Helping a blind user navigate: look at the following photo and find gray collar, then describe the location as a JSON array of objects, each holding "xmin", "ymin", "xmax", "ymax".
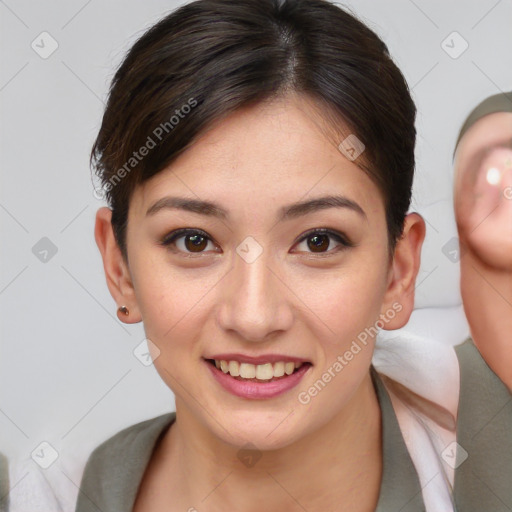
[
  {"xmin": 372, "ymin": 368, "xmax": 425, "ymax": 511},
  {"xmin": 0, "ymin": 452, "xmax": 9, "ymax": 512},
  {"xmin": 453, "ymin": 339, "xmax": 512, "ymax": 510},
  {"xmin": 76, "ymin": 370, "xmax": 424, "ymax": 511}
]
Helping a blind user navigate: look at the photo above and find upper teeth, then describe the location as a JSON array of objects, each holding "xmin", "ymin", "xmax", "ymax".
[{"xmin": 214, "ymin": 360, "xmax": 303, "ymax": 380}]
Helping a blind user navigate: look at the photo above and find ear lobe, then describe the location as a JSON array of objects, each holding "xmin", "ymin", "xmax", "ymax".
[
  {"xmin": 380, "ymin": 212, "xmax": 426, "ymax": 330},
  {"xmin": 94, "ymin": 207, "xmax": 142, "ymax": 324}
]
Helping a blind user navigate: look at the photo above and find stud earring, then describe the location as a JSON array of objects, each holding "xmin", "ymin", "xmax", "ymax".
[{"xmin": 118, "ymin": 305, "xmax": 130, "ymax": 316}]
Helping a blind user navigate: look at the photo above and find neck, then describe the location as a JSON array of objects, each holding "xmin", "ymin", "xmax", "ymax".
[
  {"xmin": 163, "ymin": 371, "xmax": 382, "ymax": 512},
  {"xmin": 460, "ymin": 250, "xmax": 512, "ymax": 391}
]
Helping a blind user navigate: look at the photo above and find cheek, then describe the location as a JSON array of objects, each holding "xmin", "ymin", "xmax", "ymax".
[
  {"xmin": 291, "ymin": 257, "xmax": 387, "ymax": 426},
  {"xmin": 134, "ymin": 263, "xmax": 215, "ymax": 393},
  {"xmin": 130, "ymin": 252, "xmax": 216, "ymax": 351},
  {"xmin": 288, "ymin": 253, "xmax": 388, "ymax": 338}
]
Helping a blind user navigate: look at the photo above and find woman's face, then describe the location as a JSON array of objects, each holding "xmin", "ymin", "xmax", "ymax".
[
  {"xmin": 454, "ymin": 112, "xmax": 512, "ymax": 270},
  {"xmin": 123, "ymin": 94, "xmax": 395, "ymax": 449}
]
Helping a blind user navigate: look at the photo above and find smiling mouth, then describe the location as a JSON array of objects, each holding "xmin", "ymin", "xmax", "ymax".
[{"xmin": 205, "ymin": 358, "xmax": 312, "ymax": 382}]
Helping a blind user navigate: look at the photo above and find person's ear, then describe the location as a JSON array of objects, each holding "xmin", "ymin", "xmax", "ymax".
[
  {"xmin": 94, "ymin": 207, "xmax": 142, "ymax": 324},
  {"xmin": 380, "ymin": 212, "xmax": 426, "ymax": 329}
]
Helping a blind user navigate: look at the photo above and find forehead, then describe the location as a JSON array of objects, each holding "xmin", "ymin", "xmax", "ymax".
[{"xmin": 131, "ymin": 95, "xmax": 383, "ymax": 220}]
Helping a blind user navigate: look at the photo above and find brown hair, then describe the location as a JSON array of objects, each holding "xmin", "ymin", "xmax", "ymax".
[{"xmin": 91, "ymin": 0, "xmax": 416, "ymax": 261}]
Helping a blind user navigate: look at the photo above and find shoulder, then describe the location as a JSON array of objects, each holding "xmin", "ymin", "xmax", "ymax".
[
  {"xmin": 76, "ymin": 412, "xmax": 176, "ymax": 512},
  {"xmin": 3, "ymin": 455, "xmax": 71, "ymax": 512},
  {"xmin": 453, "ymin": 338, "xmax": 512, "ymax": 510},
  {"xmin": 455, "ymin": 337, "xmax": 509, "ymax": 408},
  {"xmin": 0, "ymin": 452, "xmax": 8, "ymax": 512},
  {"xmin": 455, "ymin": 337, "xmax": 510, "ymax": 437},
  {"xmin": 86, "ymin": 412, "xmax": 176, "ymax": 465},
  {"xmin": 454, "ymin": 337, "xmax": 480, "ymax": 368}
]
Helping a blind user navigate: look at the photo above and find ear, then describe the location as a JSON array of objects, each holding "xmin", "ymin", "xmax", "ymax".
[
  {"xmin": 380, "ymin": 212, "xmax": 426, "ymax": 330},
  {"xmin": 94, "ymin": 207, "xmax": 142, "ymax": 324}
]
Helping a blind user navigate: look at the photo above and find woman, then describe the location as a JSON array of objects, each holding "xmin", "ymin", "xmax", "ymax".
[
  {"xmin": 76, "ymin": 0, "xmax": 429, "ymax": 510},
  {"xmin": 452, "ymin": 92, "xmax": 512, "ymax": 510}
]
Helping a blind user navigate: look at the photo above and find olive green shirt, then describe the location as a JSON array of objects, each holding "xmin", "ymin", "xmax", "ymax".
[
  {"xmin": 453, "ymin": 338, "xmax": 512, "ymax": 511},
  {"xmin": 0, "ymin": 452, "xmax": 8, "ymax": 512},
  {"xmin": 75, "ymin": 370, "xmax": 425, "ymax": 511}
]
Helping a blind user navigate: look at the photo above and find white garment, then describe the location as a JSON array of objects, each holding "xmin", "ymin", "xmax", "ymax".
[
  {"xmin": 373, "ymin": 323, "xmax": 463, "ymax": 512},
  {"xmin": 7, "ymin": 457, "xmax": 78, "ymax": 512}
]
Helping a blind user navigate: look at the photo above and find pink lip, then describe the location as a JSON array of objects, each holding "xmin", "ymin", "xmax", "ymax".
[
  {"xmin": 204, "ymin": 359, "xmax": 312, "ymax": 399},
  {"xmin": 205, "ymin": 353, "xmax": 310, "ymax": 365}
]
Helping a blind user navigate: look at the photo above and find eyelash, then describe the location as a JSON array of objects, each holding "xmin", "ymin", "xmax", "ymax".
[{"xmin": 160, "ymin": 227, "xmax": 354, "ymax": 257}]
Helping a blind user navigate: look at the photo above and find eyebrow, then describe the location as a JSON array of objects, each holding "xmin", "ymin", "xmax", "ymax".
[{"xmin": 145, "ymin": 194, "xmax": 367, "ymax": 221}]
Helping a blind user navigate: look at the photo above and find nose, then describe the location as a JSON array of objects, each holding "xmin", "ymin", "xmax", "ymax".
[{"xmin": 216, "ymin": 247, "xmax": 294, "ymax": 342}]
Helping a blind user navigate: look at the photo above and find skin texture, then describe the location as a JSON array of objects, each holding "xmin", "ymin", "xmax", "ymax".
[
  {"xmin": 454, "ymin": 112, "xmax": 512, "ymax": 391},
  {"xmin": 95, "ymin": 93, "xmax": 425, "ymax": 511}
]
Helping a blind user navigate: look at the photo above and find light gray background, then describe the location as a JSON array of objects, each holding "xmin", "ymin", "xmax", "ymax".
[{"xmin": 1, "ymin": 0, "xmax": 511, "ymax": 490}]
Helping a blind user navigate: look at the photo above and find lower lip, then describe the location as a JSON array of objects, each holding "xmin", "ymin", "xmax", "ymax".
[{"xmin": 204, "ymin": 359, "xmax": 311, "ymax": 399}]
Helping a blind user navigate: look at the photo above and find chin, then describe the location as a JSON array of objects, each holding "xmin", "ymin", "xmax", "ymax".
[{"xmin": 209, "ymin": 410, "xmax": 308, "ymax": 451}]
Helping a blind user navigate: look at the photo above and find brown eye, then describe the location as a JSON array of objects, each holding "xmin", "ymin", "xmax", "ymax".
[
  {"xmin": 308, "ymin": 233, "xmax": 330, "ymax": 252},
  {"xmin": 294, "ymin": 228, "xmax": 353, "ymax": 255},
  {"xmin": 161, "ymin": 229, "xmax": 217, "ymax": 254},
  {"xmin": 184, "ymin": 233, "xmax": 208, "ymax": 252}
]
